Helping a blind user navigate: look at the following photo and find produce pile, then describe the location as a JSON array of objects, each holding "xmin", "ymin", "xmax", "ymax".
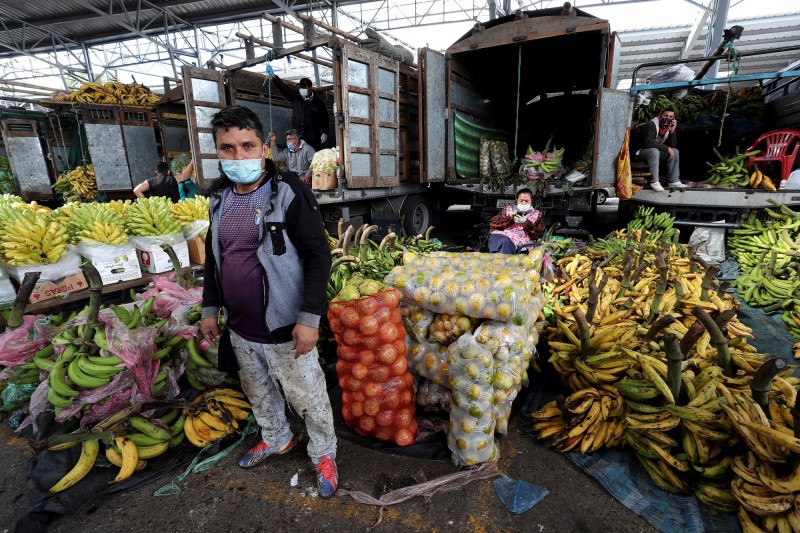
[
  {"xmin": 530, "ymin": 225, "xmax": 800, "ymax": 529},
  {"xmin": 54, "ymin": 81, "xmax": 161, "ymax": 107},
  {"xmin": 385, "ymin": 250, "xmax": 544, "ymax": 465},
  {"xmin": 729, "ymin": 201, "xmax": 800, "ymax": 338},
  {"xmin": 328, "ymin": 277, "xmax": 417, "ymax": 446},
  {"xmin": 0, "ymin": 260, "xmax": 251, "ymax": 490},
  {"xmin": 53, "ymin": 164, "xmax": 98, "ymax": 201},
  {"xmin": 633, "ymin": 88, "xmax": 765, "ymax": 127},
  {"xmin": 0, "ymin": 200, "xmax": 68, "ymax": 266},
  {"xmin": 588, "ymin": 206, "xmax": 678, "ymax": 258},
  {"xmin": 0, "ymin": 156, "xmax": 18, "ymax": 195},
  {"xmin": 519, "ymin": 143, "xmax": 565, "ymax": 182},
  {"xmin": 310, "ymin": 149, "xmax": 338, "ymax": 174},
  {"xmin": 704, "ymin": 147, "xmax": 765, "ymax": 188}
]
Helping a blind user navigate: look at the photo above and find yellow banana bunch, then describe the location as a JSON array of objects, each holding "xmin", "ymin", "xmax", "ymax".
[
  {"xmin": 69, "ymin": 202, "xmax": 128, "ymax": 245},
  {"xmin": 0, "ymin": 207, "xmax": 68, "ymax": 265},
  {"xmin": 53, "ymin": 164, "xmax": 98, "ymax": 200},
  {"xmin": 529, "ymin": 386, "xmax": 626, "ymax": 454},
  {"xmin": 169, "ymin": 196, "xmax": 210, "ymax": 227},
  {"xmin": 66, "ymin": 81, "xmax": 160, "ymax": 106},
  {"xmin": 107, "ymin": 199, "xmax": 131, "ymax": 218},
  {"xmin": 184, "ymin": 388, "xmax": 251, "ymax": 447},
  {"xmin": 125, "ymin": 196, "xmax": 181, "ymax": 236},
  {"xmin": 0, "ymin": 193, "xmax": 23, "ymax": 206}
]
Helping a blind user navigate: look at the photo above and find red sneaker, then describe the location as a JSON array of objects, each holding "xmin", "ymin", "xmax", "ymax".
[
  {"xmin": 238, "ymin": 437, "xmax": 295, "ymax": 468},
  {"xmin": 316, "ymin": 454, "xmax": 338, "ymax": 499}
]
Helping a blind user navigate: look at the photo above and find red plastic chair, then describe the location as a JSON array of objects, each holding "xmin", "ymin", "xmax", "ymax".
[{"xmin": 746, "ymin": 129, "xmax": 800, "ymax": 183}]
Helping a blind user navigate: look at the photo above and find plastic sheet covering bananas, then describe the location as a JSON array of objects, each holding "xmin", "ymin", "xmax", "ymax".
[
  {"xmin": 0, "ymin": 203, "xmax": 67, "ymax": 265},
  {"xmin": 60, "ymin": 81, "xmax": 161, "ymax": 106},
  {"xmin": 53, "ymin": 164, "xmax": 98, "ymax": 201},
  {"xmin": 447, "ymin": 333, "xmax": 498, "ymax": 466},
  {"xmin": 68, "ymin": 203, "xmax": 128, "ymax": 245},
  {"xmin": 310, "ymin": 148, "xmax": 338, "ymax": 173},
  {"xmin": 125, "ymin": 197, "xmax": 181, "ymax": 237}
]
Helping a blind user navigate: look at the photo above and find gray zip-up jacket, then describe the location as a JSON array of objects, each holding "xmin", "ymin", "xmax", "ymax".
[
  {"xmin": 201, "ymin": 165, "xmax": 331, "ymax": 348},
  {"xmin": 271, "ymin": 141, "xmax": 316, "ymax": 179}
]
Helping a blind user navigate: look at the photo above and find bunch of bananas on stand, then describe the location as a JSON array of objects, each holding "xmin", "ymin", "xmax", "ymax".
[
  {"xmin": 588, "ymin": 207, "xmax": 677, "ymax": 258},
  {"xmin": 170, "ymin": 197, "xmax": 210, "ymax": 227},
  {"xmin": 748, "ymin": 168, "xmax": 777, "ymax": 191},
  {"xmin": 125, "ymin": 197, "xmax": 181, "ymax": 236},
  {"xmin": 53, "ymin": 164, "xmax": 97, "ymax": 201},
  {"xmin": 68, "ymin": 203, "xmax": 128, "ymax": 245},
  {"xmin": 0, "ymin": 205, "xmax": 68, "ymax": 265},
  {"xmin": 704, "ymin": 147, "xmax": 761, "ymax": 187}
]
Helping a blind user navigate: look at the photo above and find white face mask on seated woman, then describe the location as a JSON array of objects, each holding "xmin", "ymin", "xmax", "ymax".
[{"xmin": 517, "ymin": 203, "xmax": 533, "ymax": 213}]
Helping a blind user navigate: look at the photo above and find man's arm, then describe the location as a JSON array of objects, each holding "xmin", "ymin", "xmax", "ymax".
[
  {"xmin": 300, "ymin": 147, "xmax": 316, "ymax": 178},
  {"xmin": 640, "ymin": 121, "xmax": 670, "ymax": 153},
  {"xmin": 284, "ymin": 181, "xmax": 331, "ymax": 328},
  {"xmin": 175, "ymin": 161, "xmax": 194, "ymax": 183},
  {"xmin": 271, "ymin": 145, "xmax": 288, "ymax": 163},
  {"xmin": 316, "ymin": 99, "xmax": 330, "ymax": 138},
  {"xmin": 271, "ymin": 75, "xmax": 298, "ymax": 102},
  {"xmin": 133, "ymin": 180, "xmax": 150, "ymax": 198}
]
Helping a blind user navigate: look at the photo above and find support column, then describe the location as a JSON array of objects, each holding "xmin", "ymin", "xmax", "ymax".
[{"xmin": 705, "ymin": 0, "xmax": 731, "ymax": 80}]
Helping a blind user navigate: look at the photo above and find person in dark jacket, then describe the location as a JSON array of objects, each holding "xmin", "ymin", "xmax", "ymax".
[
  {"xmin": 635, "ymin": 107, "xmax": 687, "ymax": 192},
  {"xmin": 199, "ymin": 105, "xmax": 338, "ymax": 498},
  {"xmin": 270, "ymin": 75, "xmax": 330, "ymax": 151},
  {"xmin": 133, "ymin": 162, "xmax": 180, "ymax": 202}
]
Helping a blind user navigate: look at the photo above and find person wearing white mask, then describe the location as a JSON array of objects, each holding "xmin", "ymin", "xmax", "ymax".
[
  {"xmin": 268, "ymin": 73, "xmax": 330, "ymax": 151},
  {"xmin": 487, "ymin": 188, "xmax": 545, "ymax": 254},
  {"xmin": 268, "ymin": 128, "xmax": 316, "ymax": 186},
  {"xmin": 200, "ymin": 106, "xmax": 338, "ymax": 499}
]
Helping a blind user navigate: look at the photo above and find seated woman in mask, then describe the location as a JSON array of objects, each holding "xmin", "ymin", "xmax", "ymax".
[
  {"xmin": 269, "ymin": 128, "xmax": 316, "ymax": 185},
  {"xmin": 487, "ymin": 188, "xmax": 545, "ymax": 254}
]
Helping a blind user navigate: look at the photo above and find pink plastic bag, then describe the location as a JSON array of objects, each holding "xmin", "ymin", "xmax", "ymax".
[{"xmin": 0, "ymin": 315, "xmax": 49, "ymax": 367}]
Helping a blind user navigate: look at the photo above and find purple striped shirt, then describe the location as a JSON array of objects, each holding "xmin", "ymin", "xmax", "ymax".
[{"xmin": 218, "ymin": 180, "xmax": 271, "ymax": 343}]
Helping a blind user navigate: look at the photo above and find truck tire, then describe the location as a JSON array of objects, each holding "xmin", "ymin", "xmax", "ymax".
[
  {"xmin": 595, "ymin": 189, "xmax": 607, "ymax": 205},
  {"xmin": 402, "ymin": 195, "xmax": 432, "ymax": 236}
]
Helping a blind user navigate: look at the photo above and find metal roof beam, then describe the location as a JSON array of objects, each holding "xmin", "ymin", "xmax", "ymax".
[{"xmin": 681, "ymin": 2, "xmax": 711, "ymax": 58}]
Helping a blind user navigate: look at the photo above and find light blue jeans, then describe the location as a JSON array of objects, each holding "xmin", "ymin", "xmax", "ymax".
[
  {"xmin": 229, "ymin": 330, "xmax": 336, "ymax": 463},
  {"xmin": 637, "ymin": 147, "xmax": 680, "ymax": 184}
]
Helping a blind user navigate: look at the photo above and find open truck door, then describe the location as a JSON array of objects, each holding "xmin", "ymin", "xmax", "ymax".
[
  {"xmin": 338, "ymin": 43, "xmax": 400, "ymax": 188},
  {"xmin": 418, "ymin": 48, "xmax": 446, "ymax": 183},
  {"xmin": 182, "ymin": 66, "xmax": 226, "ymax": 189},
  {"xmin": 592, "ymin": 88, "xmax": 629, "ymax": 193}
]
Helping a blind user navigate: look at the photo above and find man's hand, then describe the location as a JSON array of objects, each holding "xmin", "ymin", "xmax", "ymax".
[
  {"xmin": 667, "ymin": 147, "xmax": 675, "ymax": 160},
  {"xmin": 320, "ymin": 133, "xmax": 328, "ymax": 144},
  {"xmin": 669, "ymin": 119, "xmax": 677, "ymax": 133},
  {"xmin": 292, "ymin": 324, "xmax": 318, "ymax": 358},
  {"xmin": 201, "ymin": 317, "xmax": 220, "ymax": 345},
  {"xmin": 513, "ymin": 214, "xmax": 526, "ymax": 224},
  {"xmin": 266, "ymin": 64, "xmax": 275, "ymax": 78},
  {"xmin": 268, "ymin": 131, "xmax": 277, "ymax": 145}
]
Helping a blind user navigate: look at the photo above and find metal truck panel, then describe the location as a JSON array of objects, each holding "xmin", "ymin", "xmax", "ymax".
[
  {"xmin": 182, "ymin": 65, "xmax": 225, "ymax": 189},
  {"xmin": 84, "ymin": 123, "xmax": 131, "ymax": 191},
  {"xmin": 633, "ymin": 188, "xmax": 800, "ymax": 208},
  {"xmin": 0, "ymin": 119, "xmax": 53, "ymax": 200},
  {"xmin": 419, "ymin": 48, "xmax": 446, "ymax": 183},
  {"xmin": 120, "ymin": 107, "xmax": 159, "ymax": 187},
  {"xmin": 593, "ymin": 88, "xmax": 629, "ymax": 189}
]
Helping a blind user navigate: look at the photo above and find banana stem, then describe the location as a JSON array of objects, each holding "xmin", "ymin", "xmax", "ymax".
[
  {"xmin": 340, "ymin": 225, "xmax": 355, "ymax": 256},
  {"xmin": 672, "ymin": 280, "xmax": 684, "ymax": 312},
  {"xmin": 79, "ymin": 262, "xmax": 104, "ymax": 329},
  {"xmin": 699, "ymin": 264, "xmax": 719, "ymax": 302},
  {"xmin": 692, "ymin": 308, "xmax": 733, "ymax": 377},
  {"xmin": 160, "ymin": 244, "xmax": 185, "ymax": 288},
  {"xmin": 768, "ymin": 198, "xmax": 800, "ymax": 219},
  {"xmin": 714, "ymin": 309, "xmax": 736, "ymax": 331},
  {"xmin": 655, "ymin": 251, "xmax": 668, "ymax": 282},
  {"xmin": 586, "ymin": 264, "xmax": 599, "ymax": 324},
  {"xmin": 379, "ymin": 232, "xmax": 396, "ymax": 252},
  {"xmin": 353, "ymin": 224, "xmax": 366, "ymax": 252},
  {"xmin": 664, "ymin": 334, "xmax": 683, "ymax": 404},
  {"xmin": 31, "ymin": 430, "xmax": 115, "ymax": 454},
  {"xmin": 750, "ymin": 357, "xmax": 788, "ymax": 412},
  {"xmin": 616, "ymin": 245, "xmax": 635, "ymax": 298},
  {"xmin": 8, "ymin": 271, "xmax": 40, "ymax": 329},
  {"xmin": 337, "ymin": 217, "xmax": 346, "ymax": 239},
  {"xmin": 762, "ymin": 298, "xmax": 792, "ymax": 313},
  {"xmin": 597, "ymin": 251, "xmax": 619, "ymax": 269},
  {"xmin": 791, "ymin": 406, "xmax": 800, "ymax": 439},
  {"xmin": 679, "ymin": 318, "xmax": 706, "ymax": 357},
  {"xmin": 716, "ymin": 281, "xmax": 730, "ymax": 299},
  {"xmin": 766, "ymin": 250, "xmax": 778, "ymax": 278},
  {"xmin": 643, "ymin": 315, "xmax": 676, "ymax": 341},
  {"xmin": 571, "ymin": 308, "xmax": 591, "ymax": 355},
  {"xmin": 646, "ymin": 279, "xmax": 667, "ymax": 324},
  {"xmin": 331, "ymin": 255, "xmax": 359, "ymax": 270}
]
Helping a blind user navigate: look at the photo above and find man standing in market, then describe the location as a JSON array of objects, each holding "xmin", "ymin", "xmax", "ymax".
[
  {"xmin": 199, "ymin": 105, "xmax": 338, "ymax": 498},
  {"xmin": 268, "ymin": 67, "xmax": 330, "ymax": 151},
  {"xmin": 635, "ymin": 107, "xmax": 687, "ymax": 192},
  {"xmin": 269, "ymin": 128, "xmax": 316, "ymax": 186}
]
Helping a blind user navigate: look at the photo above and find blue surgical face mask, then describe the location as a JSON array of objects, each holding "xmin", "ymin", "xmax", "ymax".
[
  {"xmin": 221, "ymin": 149, "xmax": 264, "ymax": 184},
  {"xmin": 287, "ymin": 142, "xmax": 296, "ymax": 152}
]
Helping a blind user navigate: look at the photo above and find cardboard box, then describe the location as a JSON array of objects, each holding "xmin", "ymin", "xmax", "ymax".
[
  {"xmin": 312, "ymin": 171, "xmax": 337, "ymax": 190},
  {"xmin": 136, "ymin": 240, "xmax": 190, "ymax": 274},
  {"xmin": 187, "ymin": 237, "xmax": 206, "ymax": 265},
  {"xmin": 28, "ymin": 272, "xmax": 88, "ymax": 304},
  {"xmin": 83, "ymin": 249, "xmax": 142, "ymax": 286}
]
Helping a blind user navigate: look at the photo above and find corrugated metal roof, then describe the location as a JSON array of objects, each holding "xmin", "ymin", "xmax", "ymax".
[
  {"xmin": 617, "ymin": 12, "xmax": 800, "ymax": 88},
  {"xmin": 0, "ymin": 0, "xmax": 363, "ymax": 58}
]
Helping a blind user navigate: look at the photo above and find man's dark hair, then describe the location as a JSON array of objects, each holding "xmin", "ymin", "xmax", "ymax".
[
  {"xmin": 516, "ymin": 188, "xmax": 533, "ymax": 200},
  {"xmin": 210, "ymin": 105, "xmax": 265, "ymax": 143},
  {"xmin": 660, "ymin": 107, "xmax": 675, "ymax": 115},
  {"xmin": 299, "ymin": 78, "xmax": 312, "ymax": 88},
  {"xmin": 156, "ymin": 162, "xmax": 170, "ymax": 175},
  {"xmin": 285, "ymin": 128, "xmax": 303, "ymax": 140}
]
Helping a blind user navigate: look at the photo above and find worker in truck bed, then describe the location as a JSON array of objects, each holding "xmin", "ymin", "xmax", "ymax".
[
  {"xmin": 268, "ymin": 71, "xmax": 330, "ymax": 151},
  {"xmin": 269, "ymin": 129, "xmax": 316, "ymax": 186},
  {"xmin": 636, "ymin": 107, "xmax": 687, "ymax": 192}
]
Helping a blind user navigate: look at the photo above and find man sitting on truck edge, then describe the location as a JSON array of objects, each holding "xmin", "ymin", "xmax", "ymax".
[
  {"xmin": 268, "ymin": 71, "xmax": 330, "ymax": 151},
  {"xmin": 200, "ymin": 105, "xmax": 338, "ymax": 498},
  {"xmin": 636, "ymin": 107, "xmax": 687, "ymax": 192},
  {"xmin": 269, "ymin": 129, "xmax": 316, "ymax": 186}
]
